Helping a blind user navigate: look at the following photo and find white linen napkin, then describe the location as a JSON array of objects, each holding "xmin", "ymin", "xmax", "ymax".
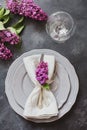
[{"xmin": 23, "ymin": 54, "xmax": 58, "ymax": 119}]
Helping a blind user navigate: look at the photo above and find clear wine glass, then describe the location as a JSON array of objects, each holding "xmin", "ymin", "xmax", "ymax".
[{"xmin": 46, "ymin": 11, "xmax": 76, "ymax": 43}]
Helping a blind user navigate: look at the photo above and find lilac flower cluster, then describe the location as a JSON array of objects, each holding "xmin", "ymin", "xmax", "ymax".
[
  {"xmin": 0, "ymin": 30, "xmax": 20, "ymax": 45},
  {"xmin": 36, "ymin": 61, "xmax": 48, "ymax": 85},
  {"xmin": 6, "ymin": 0, "xmax": 18, "ymax": 14},
  {"xmin": 0, "ymin": 43, "xmax": 12, "ymax": 60},
  {"xmin": 7, "ymin": 0, "xmax": 48, "ymax": 21},
  {"xmin": 0, "ymin": 30, "xmax": 20, "ymax": 60}
]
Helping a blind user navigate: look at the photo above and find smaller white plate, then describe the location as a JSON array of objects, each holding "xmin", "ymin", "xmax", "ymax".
[{"xmin": 11, "ymin": 62, "xmax": 70, "ymax": 109}]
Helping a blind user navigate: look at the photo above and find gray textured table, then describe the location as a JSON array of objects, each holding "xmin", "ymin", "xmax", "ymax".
[{"xmin": 0, "ymin": 0, "xmax": 87, "ymax": 130}]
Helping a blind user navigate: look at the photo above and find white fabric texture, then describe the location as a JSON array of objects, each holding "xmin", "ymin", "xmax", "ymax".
[{"xmin": 23, "ymin": 54, "xmax": 58, "ymax": 119}]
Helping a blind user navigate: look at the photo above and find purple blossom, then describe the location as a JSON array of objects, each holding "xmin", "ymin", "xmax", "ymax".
[
  {"xmin": 6, "ymin": 0, "xmax": 19, "ymax": 14},
  {"xmin": 0, "ymin": 30, "xmax": 20, "ymax": 45},
  {"xmin": 36, "ymin": 61, "xmax": 48, "ymax": 85},
  {"xmin": 0, "ymin": 43, "xmax": 12, "ymax": 60},
  {"xmin": 6, "ymin": 0, "xmax": 48, "ymax": 21}
]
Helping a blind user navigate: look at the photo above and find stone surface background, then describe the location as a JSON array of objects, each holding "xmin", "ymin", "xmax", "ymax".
[{"xmin": 0, "ymin": 0, "xmax": 87, "ymax": 130}]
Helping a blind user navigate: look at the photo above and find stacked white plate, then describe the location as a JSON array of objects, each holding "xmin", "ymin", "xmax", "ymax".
[{"xmin": 5, "ymin": 49, "xmax": 79, "ymax": 123}]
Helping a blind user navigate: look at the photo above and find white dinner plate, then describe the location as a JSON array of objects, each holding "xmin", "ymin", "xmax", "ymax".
[{"xmin": 5, "ymin": 49, "xmax": 79, "ymax": 123}]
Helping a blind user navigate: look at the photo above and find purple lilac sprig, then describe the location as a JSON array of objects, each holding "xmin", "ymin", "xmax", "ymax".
[
  {"xmin": 0, "ymin": 30, "xmax": 20, "ymax": 45},
  {"xmin": 6, "ymin": 0, "xmax": 48, "ymax": 21},
  {"xmin": 6, "ymin": 0, "xmax": 19, "ymax": 14},
  {"xmin": 0, "ymin": 43, "xmax": 12, "ymax": 60},
  {"xmin": 36, "ymin": 61, "xmax": 48, "ymax": 85},
  {"xmin": 0, "ymin": 7, "xmax": 24, "ymax": 61}
]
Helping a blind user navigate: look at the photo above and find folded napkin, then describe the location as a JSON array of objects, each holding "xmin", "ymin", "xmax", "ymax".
[{"xmin": 23, "ymin": 54, "xmax": 58, "ymax": 119}]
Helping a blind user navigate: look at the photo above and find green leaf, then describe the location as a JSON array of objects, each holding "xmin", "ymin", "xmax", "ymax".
[
  {"xmin": 15, "ymin": 25, "xmax": 24, "ymax": 35},
  {"xmin": 43, "ymin": 84, "xmax": 50, "ymax": 90},
  {"xmin": 13, "ymin": 17, "xmax": 24, "ymax": 28},
  {"xmin": 0, "ymin": 8, "xmax": 5, "ymax": 19},
  {"xmin": 3, "ymin": 9, "xmax": 10, "ymax": 17},
  {"xmin": 0, "ymin": 21, "xmax": 5, "ymax": 30},
  {"xmin": 13, "ymin": 17, "xmax": 24, "ymax": 34},
  {"xmin": 7, "ymin": 27, "xmax": 17, "ymax": 34},
  {"xmin": 3, "ymin": 16, "xmax": 10, "ymax": 24},
  {"xmin": 0, "ymin": 8, "xmax": 10, "ymax": 24}
]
